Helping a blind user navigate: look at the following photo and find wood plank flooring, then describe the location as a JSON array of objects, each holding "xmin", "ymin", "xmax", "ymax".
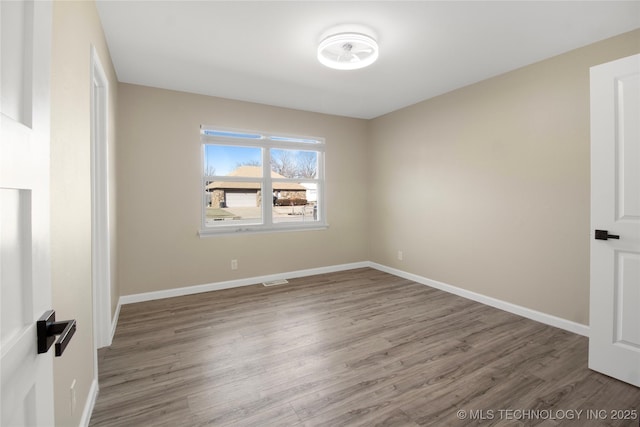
[{"xmin": 90, "ymin": 268, "xmax": 640, "ymax": 426}]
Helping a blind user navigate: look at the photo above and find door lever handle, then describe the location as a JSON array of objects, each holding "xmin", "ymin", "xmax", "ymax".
[
  {"xmin": 37, "ymin": 310, "xmax": 77, "ymax": 357},
  {"xmin": 595, "ymin": 229, "xmax": 620, "ymax": 240}
]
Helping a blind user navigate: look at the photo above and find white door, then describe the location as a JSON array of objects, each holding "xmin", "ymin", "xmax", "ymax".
[
  {"xmin": 1, "ymin": 0, "xmax": 55, "ymax": 425},
  {"xmin": 589, "ymin": 53, "xmax": 640, "ymax": 388}
]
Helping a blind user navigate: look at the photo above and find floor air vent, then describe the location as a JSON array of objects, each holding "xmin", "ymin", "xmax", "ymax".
[{"xmin": 262, "ymin": 279, "xmax": 289, "ymax": 287}]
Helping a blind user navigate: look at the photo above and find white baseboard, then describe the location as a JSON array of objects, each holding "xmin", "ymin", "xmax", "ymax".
[
  {"xmin": 79, "ymin": 378, "xmax": 98, "ymax": 427},
  {"xmin": 118, "ymin": 261, "xmax": 370, "ymax": 305},
  {"xmin": 110, "ymin": 301, "xmax": 121, "ymax": 344},
  {"xmin": 114, "ymin": 260, "xmax": 588, "ymax": 338},
  {"xmin": 368, "ymin": 262, "xmax": 590, "ymax": 337}
]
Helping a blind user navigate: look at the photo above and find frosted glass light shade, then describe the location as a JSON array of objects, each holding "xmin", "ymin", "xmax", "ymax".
[{"xmin": 317, "ymin": 32, "xmax": 379, "ymax": 70}]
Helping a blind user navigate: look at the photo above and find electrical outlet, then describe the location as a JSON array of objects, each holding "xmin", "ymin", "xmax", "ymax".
[
  {"xmin": 70, "ymin": 379, "xmax": 77, "ymax": 415},
  {"xmin": 397, "ymin": 251, "xmax": 403, "ymax": 261},
  {"xmin": 231, "ymin": 259, "xmax": 238, "ymax": 270}
]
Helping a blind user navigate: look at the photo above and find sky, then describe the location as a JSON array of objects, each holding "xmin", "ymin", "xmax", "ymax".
[
  {"xmin": 203, "ymin": 129, "xmax": 321, "ymax": 176},
  {"xmin": 204, "ymin": 145, "xmax": 318, "ymax": 177},
  {"xmin": 204, "ymin": 145, "xmax": 261, "ymax": 176}
]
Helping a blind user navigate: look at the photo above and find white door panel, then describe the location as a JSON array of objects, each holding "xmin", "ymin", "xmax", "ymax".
[
  {"xmin": 589, "ymin": 53, "xmax": 640, "ymax": 388},
  {"xmin": 1, "ymin": 0, "xmax": 55, "ymax": 425}
]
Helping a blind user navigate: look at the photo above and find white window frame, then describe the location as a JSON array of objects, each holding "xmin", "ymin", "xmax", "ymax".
[{"xmin": 199, "ymin": 126, "xmax": 327, "ymax": 236}]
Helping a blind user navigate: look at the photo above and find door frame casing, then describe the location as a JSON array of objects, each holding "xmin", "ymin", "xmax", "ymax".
[{"xmin": 90, "ymin": 45, "xmax": 112, "ymax": 351}]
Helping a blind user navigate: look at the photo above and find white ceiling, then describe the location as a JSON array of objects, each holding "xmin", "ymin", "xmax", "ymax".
[{"xmin": 96, "ymin": 1, "xmax": 640, "ymax": 119}]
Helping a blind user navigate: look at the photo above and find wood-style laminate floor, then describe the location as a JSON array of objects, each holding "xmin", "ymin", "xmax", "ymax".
[{"xmin": 90, "ymin": 268, "xmax": 640, "ymax": 426}]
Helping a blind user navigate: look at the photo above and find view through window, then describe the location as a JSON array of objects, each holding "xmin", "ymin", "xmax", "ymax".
[{"xmin": 200, "ymin": 127, "xmax": 326, "ymax": 235}]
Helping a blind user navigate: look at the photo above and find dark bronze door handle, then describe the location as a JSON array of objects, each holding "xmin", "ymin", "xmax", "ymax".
[
  {"xmin": 595, "ymin": 229, "xmax": 620, "ymax": 240},
  {"xmin": 37, "ymin": 310, "xmax": 77, "ymax": 357}
]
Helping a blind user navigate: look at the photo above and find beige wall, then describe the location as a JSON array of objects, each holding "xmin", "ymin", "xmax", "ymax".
[
  {"xmin": 117, "ymin": 84, "xmax": 369, "ymax": 295},
  {"xmin": 50, "ymin": 1, "xmax": 118, "ymax": 425},
  {"xmin": 368, "ymin": 29, "xmax": 640, "ymax": 326}
]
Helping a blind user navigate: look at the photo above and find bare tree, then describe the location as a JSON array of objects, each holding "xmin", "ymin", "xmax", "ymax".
[
  {"xmin": 204, "ymin": 165, "xmax": 216, "ymax": 177},
  {"xmin": 203, "ymin": 166, "xmax": 216, "ymax": 189},
  {"xmin": 271, "ymin": 150, "xmax": 297, "ymax": 178},
  {"xmin": 296, "ymin": 151, "xmax": 317, "ymax": 178}
]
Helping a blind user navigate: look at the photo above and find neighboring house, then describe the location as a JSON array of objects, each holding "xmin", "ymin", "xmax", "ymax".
[
  {"xmin": 301, "ymin": 183, "xmax": 317, "ymax": 202},
  {"xmin": 206, "ymin": 166, "xmax": 307, "ymax": 207}
]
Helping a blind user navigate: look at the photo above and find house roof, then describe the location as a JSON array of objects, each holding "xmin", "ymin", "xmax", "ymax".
[{"xmin": 206, "ymin": 166, "xmax": 306, "ymax": 191}]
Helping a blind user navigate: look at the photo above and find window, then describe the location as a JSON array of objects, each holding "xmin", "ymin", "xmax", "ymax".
[{"xmin": 200, "ymin": 126, "xmax": 326, "ymax": 236}]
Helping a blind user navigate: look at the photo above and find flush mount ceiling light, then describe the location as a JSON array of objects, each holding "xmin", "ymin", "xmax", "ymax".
[{"xmin": 317, "ymin": 31, "xmax": 379, "ymax": 70}]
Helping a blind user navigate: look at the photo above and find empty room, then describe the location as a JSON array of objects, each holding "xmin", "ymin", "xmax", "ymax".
[{"xmin": 1, "ymin": 1, "xmax": 640, "ymax": 426}]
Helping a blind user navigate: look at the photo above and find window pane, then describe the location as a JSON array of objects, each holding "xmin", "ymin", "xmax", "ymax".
[
  {"xmin": 204, "ymin": 145, "xmax": 262, "ymax": 177},
  {"xmin": 272, "ymin": 182, "xmax": 319, "ymax": 224},
  {"xmin": 273, "ymin": 196, "xmax": 320, "ymax": 224},
  {"xmin": 270, "ymin": 148, "xmax": 317, "ymax": 179},
  {"xmin": 268, "ymin": 135, "xmax": 321, "ymax": 144},
  {"xmin": 205, "ymin": 182, "xmax": 263, "ymax": 227},
  {"xmin": 202, "ymin": 129, "xmax": 263, "ymax": 140}
]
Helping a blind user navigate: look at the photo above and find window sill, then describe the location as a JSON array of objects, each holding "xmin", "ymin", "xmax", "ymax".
[{"xmin": 198, "ymin": 223, "xmax": 329, "ymax": 238}]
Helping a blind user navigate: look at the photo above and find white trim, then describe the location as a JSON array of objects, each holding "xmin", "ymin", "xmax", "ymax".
[
  {"xmin": 79, "ymin": 378, "xmax": 99, "ymax": 427},
  {"xmin": 115, "ymin": 262, "xmax": 589, "ymax": 337},
  {"xmin": 110, "ymin": 300, "xmax": 121, "ymax": 343},
  {"xmin": 198, "ymin": 223, "xmax": 329, "ymax": 238},
  {"xmin": 119, "ymin": 262, "xmax": 369, "ymax": 305},
  {"xmin": 368, "ymin": 262, "xmax": 590, "ymax": 337},
  {"xmin": 90, "ymin": 45, "xmax": 112, "ymax": 349}
]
